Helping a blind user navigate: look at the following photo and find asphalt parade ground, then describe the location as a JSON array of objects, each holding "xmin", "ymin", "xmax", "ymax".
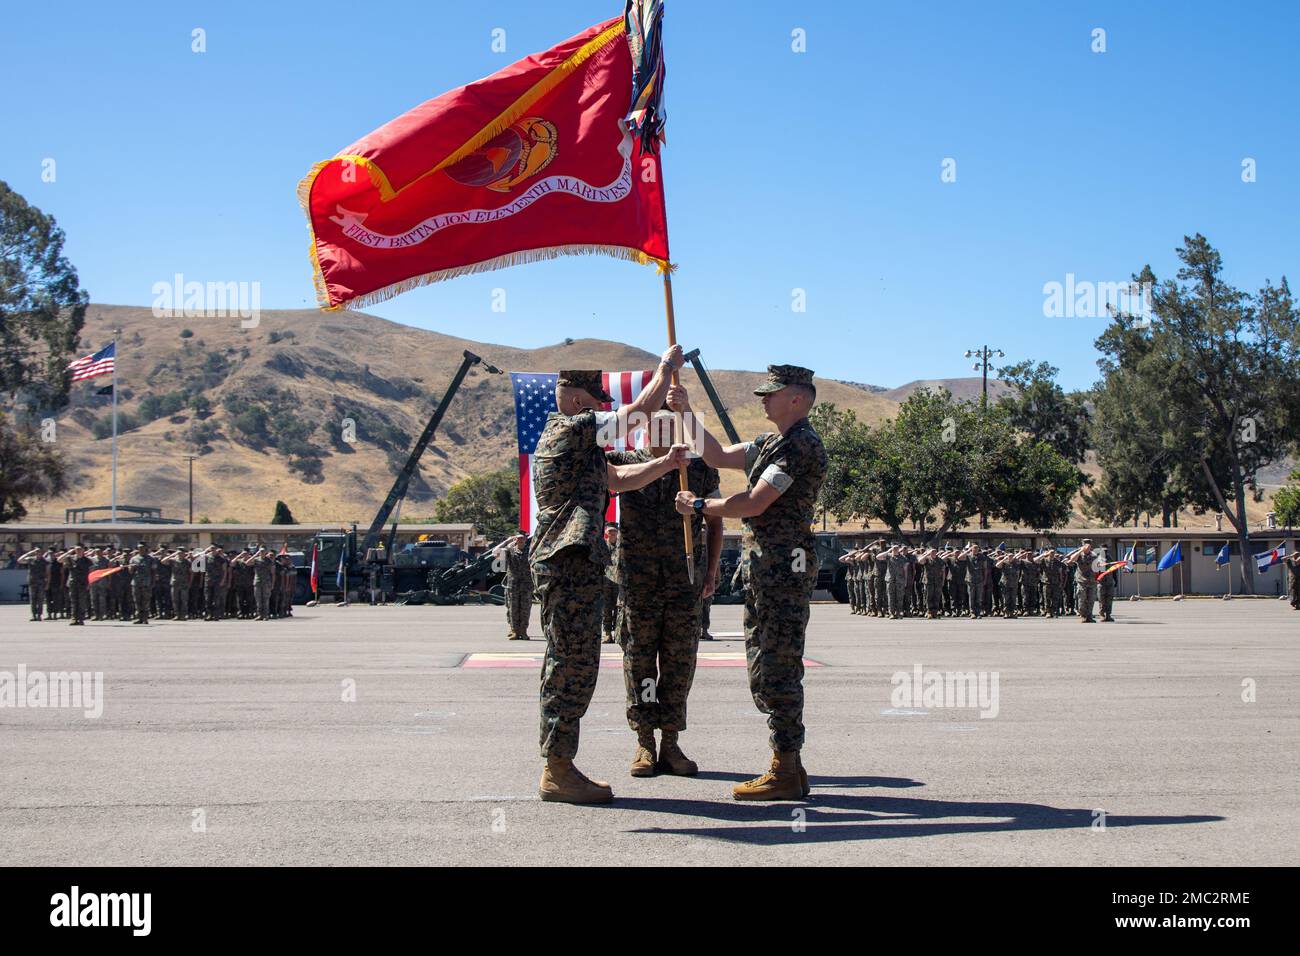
[{"xmin": 1, "ymin": 598, "xmax": 1295, "ymax": 867}]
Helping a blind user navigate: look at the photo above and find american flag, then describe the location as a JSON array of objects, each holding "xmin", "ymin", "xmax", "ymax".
[
  {"xmin": 66, "ymin": 342, "xmax": 116, "ymax": 382},
  {"xmin": 512, "ymin": 369, "xmax": 653, "ymax": 533}
]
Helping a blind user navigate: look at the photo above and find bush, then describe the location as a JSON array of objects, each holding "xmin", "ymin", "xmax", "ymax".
[
  {"xmin": 180, "ymin": 329, "xmax": 193, "ymax": 338},
  {"xmin": 289, "ymin": 456, "xmax": 324, "ymax": 483}
]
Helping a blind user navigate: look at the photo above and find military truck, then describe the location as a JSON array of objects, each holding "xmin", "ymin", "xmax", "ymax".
[{"xmin": 815, "ymin": 532, "xmax": 851, "ymax": 603}]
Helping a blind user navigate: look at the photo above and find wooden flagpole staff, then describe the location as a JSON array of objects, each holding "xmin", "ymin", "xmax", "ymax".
[{"xmin": 661, "ymin": 270, "xmax": 694, "ymax": 584}]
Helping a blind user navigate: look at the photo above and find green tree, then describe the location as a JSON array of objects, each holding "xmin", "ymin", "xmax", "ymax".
[
  {"xmin": 433, "ymin": 467, "xmax": 520, "ymax": 541},
  {"xmin": 0, "ymin": 412, "xmax": 69, "ymax": 521},
  {"xmin": 0, "ymin": 181, "xmax": 88, "ymax": 407},
  {"xmin": 0, "ymin": 182, "xmax": 89, "ymax": 519},
  {"xmin": 1092, "ymin": 236, "xmax": 1300, "ymax": 592},
  {"xmin": 995, "ymin": 360, "xmax": 1092, "ymax": 466},
  {"xmin": 825, "ymin": 390, "xmax": 1080, "ymax": 541},
  {"xmin": 271, "ymin": 500, "xmax": 298, "ymax": 524},
  {"xmin": 808, "ymin": 403, "xmax": 873, "ymax": 526}
]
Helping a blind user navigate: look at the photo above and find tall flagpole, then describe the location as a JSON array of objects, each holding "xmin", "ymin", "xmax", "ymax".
[
  {"xmin": 662, "ymin": 272, "xmax": 694, "ymax": 585},
  {"xmin": 111, "ymin": 330, "xmax": 119, "ymax": 523}
]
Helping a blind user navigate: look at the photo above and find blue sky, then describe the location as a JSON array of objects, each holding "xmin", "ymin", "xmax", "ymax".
[{"xmin": 3, "ymin": 0, "xmax": 1296, "ymax": 391}]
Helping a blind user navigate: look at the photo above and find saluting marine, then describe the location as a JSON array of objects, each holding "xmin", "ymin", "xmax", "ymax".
[{"xmin": 529, "ymin": 350, "xmax": 688, "ymax": 805}]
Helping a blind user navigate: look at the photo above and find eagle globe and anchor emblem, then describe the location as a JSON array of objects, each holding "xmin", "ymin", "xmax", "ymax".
[
  {"xmin": 328, "ymin": 116, "xmax": 634, "ymax": 246},
  {"xmin": 443, "ymin": 117, "xmax": 559, "ymax": 193}
]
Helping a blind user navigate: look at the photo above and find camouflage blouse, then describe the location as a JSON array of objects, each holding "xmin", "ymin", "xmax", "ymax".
[
  {"xmin": 740, "ymin": 418, "xmax": 828, "ymax": 586},
  {"xmin": 606, "ymin": 450, "xmax": 720, "ymax": 585},
  {"xmin": 529, "ymin": 410, "xmax": 612, "ymax": 568}
]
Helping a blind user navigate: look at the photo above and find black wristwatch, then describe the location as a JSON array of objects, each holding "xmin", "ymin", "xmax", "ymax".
[{"xmin": 692, "ymin": 498, "xmax": 705, "ymax": 514}]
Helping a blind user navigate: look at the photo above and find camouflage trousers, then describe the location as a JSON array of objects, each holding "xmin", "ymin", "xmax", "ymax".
[
  {"xmin": 131, "ymin": 584, "xmax": 151, "ymax": 622},
  {"xmin": 29, "ymin": 582, "xmax": 46, "ymax": 618},
  {"xmin": 506, "ymin": 571, "xmax": 532, "ymax": 636},
  {"xmin": 1002, "ymin": 578, "xmax": 1019, "ymax": 617},
  {"xmin": 533, "ymin": 548, "xmax": 604, "ymax": 760},
  {"xmin": 1076, "ymin": 581, "xmax": 1098, "ymax": 621},
  {"xmin": 886, "ymin": 577, "xmax": 907, "ymax": 617},
  {"xmin": 622, "ymin": 577, "xmax": 700, "ymax": 734},
  {"xmin": 925, "ymin": 578, "xmax": 943, "ymax": 615},
  {"xmin": 255, "ymin": 581, "xmax": 272, "ymax": 619},
  {"xmin": 1099, "ymin": 584, "xmax": 1115, "ymax": 619},
  {"xmin": 1044, "ymin": 583, "xmax": 1061, "ymax": 616},
  {"xmin": 1022, "ymin": 580, "xmax": 1039, "ymax": 616},
  {"xmin": 171, "ymin": 583, "xmax": 188, "ymax": 620},
  {"xmin": 744, "ymin": 568, "xmax": 815, "ymax": 753},
  {"xmin": 68, "ymin": 585, "xmax": 88, "ymax": 623},
  {"xmin": 204, "ymin": 583, "xmax": 222, "ymax": 620},
  {"xmin": 601, "ymin": 577, "xmax": 621, "ymax": 638},
  {"xmin": 967, "ymin": 578, "xmax": 983, "ymax": 617}
]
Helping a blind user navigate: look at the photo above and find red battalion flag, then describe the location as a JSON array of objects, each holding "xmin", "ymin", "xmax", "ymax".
[
  {"xmin": 309, "ymin": 543, "xmax": 319, "ymax": 597},
  {"xmin": 298, "ymin": 15, "xmax": 670, "ymax": 310}
]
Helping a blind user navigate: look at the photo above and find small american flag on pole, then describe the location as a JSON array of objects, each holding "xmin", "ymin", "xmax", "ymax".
[
  {"xmin": 512, "ymin": 369, "xmax": 653, "ymax": 533},
  {"xmin": 66, "ymin": 342, "xmax": 116, "ymax": 382}
]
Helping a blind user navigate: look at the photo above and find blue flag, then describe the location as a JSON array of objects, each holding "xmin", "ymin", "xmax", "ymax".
[
  {"xmin": 336, "ymin": 547, "xmax": 346, "ymax": 589},
  {"xmin": 1156, "ymin": 542, "xmax": 1182, "ymax": 572},
  {"xmin": 1215, "ymin": 543, "xmax": 1231, "ymax": 566},
  {"xmin": 1253, "ymin": 545, "xmax": 1285, "ymax": 573}
]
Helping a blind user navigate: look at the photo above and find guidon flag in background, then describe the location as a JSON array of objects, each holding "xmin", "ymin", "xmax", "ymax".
[{"xmin": 298, "ymin": 9, "xmax": 670, "ymax": 311}]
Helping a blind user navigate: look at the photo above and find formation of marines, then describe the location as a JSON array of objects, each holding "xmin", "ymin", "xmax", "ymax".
[
  {"xmin": 840, "ymin": 538, "xmax": 1117, "ymax": 623},
  {"xmin": 525, "ymin": 352, "xmax": 827, "ymax": 805},
  {"xmin": 17, "ymin": 544, "xmax": 298, "ymax": 624}
]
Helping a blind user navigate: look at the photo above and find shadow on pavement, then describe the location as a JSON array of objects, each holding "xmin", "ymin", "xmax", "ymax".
[
  {"xmin": 617, "ymin": 790, "xmax": 1224, "ymax": 844},
  {"xmin": 694, "ymin": 772, "xmax": 923, "ymax": 790}
]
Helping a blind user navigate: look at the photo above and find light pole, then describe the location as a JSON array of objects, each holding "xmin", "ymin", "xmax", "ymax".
[
  {"xmin": 182, "ymin": 455, "xmax": 197, "ymax": 523},
  {"xmin": 964, "ymin": 346, "xmax": 1004, "ymax": 529},
  {"xmin": 964, "ymin": 346, "xmax": 1005, "ymax": 409}
]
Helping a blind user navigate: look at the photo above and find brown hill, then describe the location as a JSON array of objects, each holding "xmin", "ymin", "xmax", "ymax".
[
  {"xmin": 25, "ymin": 305, "xmax": 1280, "ymax": 532},
  {"xmin": 32, "ymin": 305, "xmax": 898, "ymax": 524},
  {"xmin": 881, "ymin": 378, "xmax": 1016, "ymax": 404}
]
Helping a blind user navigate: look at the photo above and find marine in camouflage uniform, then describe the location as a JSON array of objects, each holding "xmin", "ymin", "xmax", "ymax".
[
  {"xmin": 59, "ymin": 547, "xmax": 91, "ymax": 625},
  {"xmin": 529, "ymin": 354, "xmax": 685, "ymax": 804},
  {"xmin": 963, "ymin": 544, "xmax": 987, "ymax": 619},
  {"xmin": 128, "ymin": 544, "xmax": 152, "ymax": 624},
  {"xmin": 608, "ymin": 427, "xmax": 720, "ymax": 777},
  {"xmin": 995, "ymin": 550, "xmax": 1019, "ymax": 618},
  {"xmin": 45, "ymin": 552, "xmax": 65, "ymax": 619},
  {"xmin": 880, "ymin": 545, "xmax": 909, "ymax": 619},
  {"xmin": 1066, "ymin": 541, "xmax": 1100, "ymax": 623},
  {"xmin": 151, "ymin": 549, "xmax": 170, "ymax": 619},
  {"xmin": 601, "ymin": 526, "xmax": 623, "ymax": 644},
  {"xmin": 1038, "ymin": 550, "xmax": 1061, "ymax": 617},
  {"xmin": 111, "ymin": 551, "xmax": 131, "ymax": 620},
  {"xmin": 1017, "ymin": 552, "xmax": 1040, "ymax": 617},
  {"xmin": 18, "ymin": 548, "xmax": 49, "ymax": 621},
  {"xmin": 1286, "ymin": 552, "xmax": 1300, "ymax": 610},
  {"xmin": 670, "ymin": 364, "xmax": 827, "ymax": 801},
  {"xmin": 252, "ymin": 549, "xmax": 275, "ymax": 620},
  {"xmin": 841, "ymin": 552, "xmax": 860, "ymax": 613},
  {"xmin": 696, "ymin": 520, "xmax": 717, "ymax": 640},
  {"xmin": 88, "ymin": 549, "xmax": 110, "ymax": 620},
  {"xmin": 500, "ymin": 534, "xmax": 533, "ymax": 640},
  {"xmin": 919, "ymin": 548, "xmax": 945, "ymax": 618},
  {"xmin": 163, "ymin": 549, "xmax": 191, "ymax": 620},
  {"xmin": 1097, "ymin": 550, "xmax": 1117, "ymax": 621},
  {"xmin": 947, "ymin": 549, "xmax": 968, "ymax": 616}
]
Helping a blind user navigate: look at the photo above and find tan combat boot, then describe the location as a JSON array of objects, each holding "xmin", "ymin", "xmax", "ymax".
[
  {"xmin": 733, "ymin": 751, "xmax": 804, "ymax": 801},
  {"xmin": 656, "ymin": 731, "xmax": 698, "ymax": 776},
  {"xmin": 630, "ymin": 732, "xmax": 657, "ymax": 777},
  {"xmin": 539, "ymin": 756, "xmax": 613, "ymax": 804}
]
